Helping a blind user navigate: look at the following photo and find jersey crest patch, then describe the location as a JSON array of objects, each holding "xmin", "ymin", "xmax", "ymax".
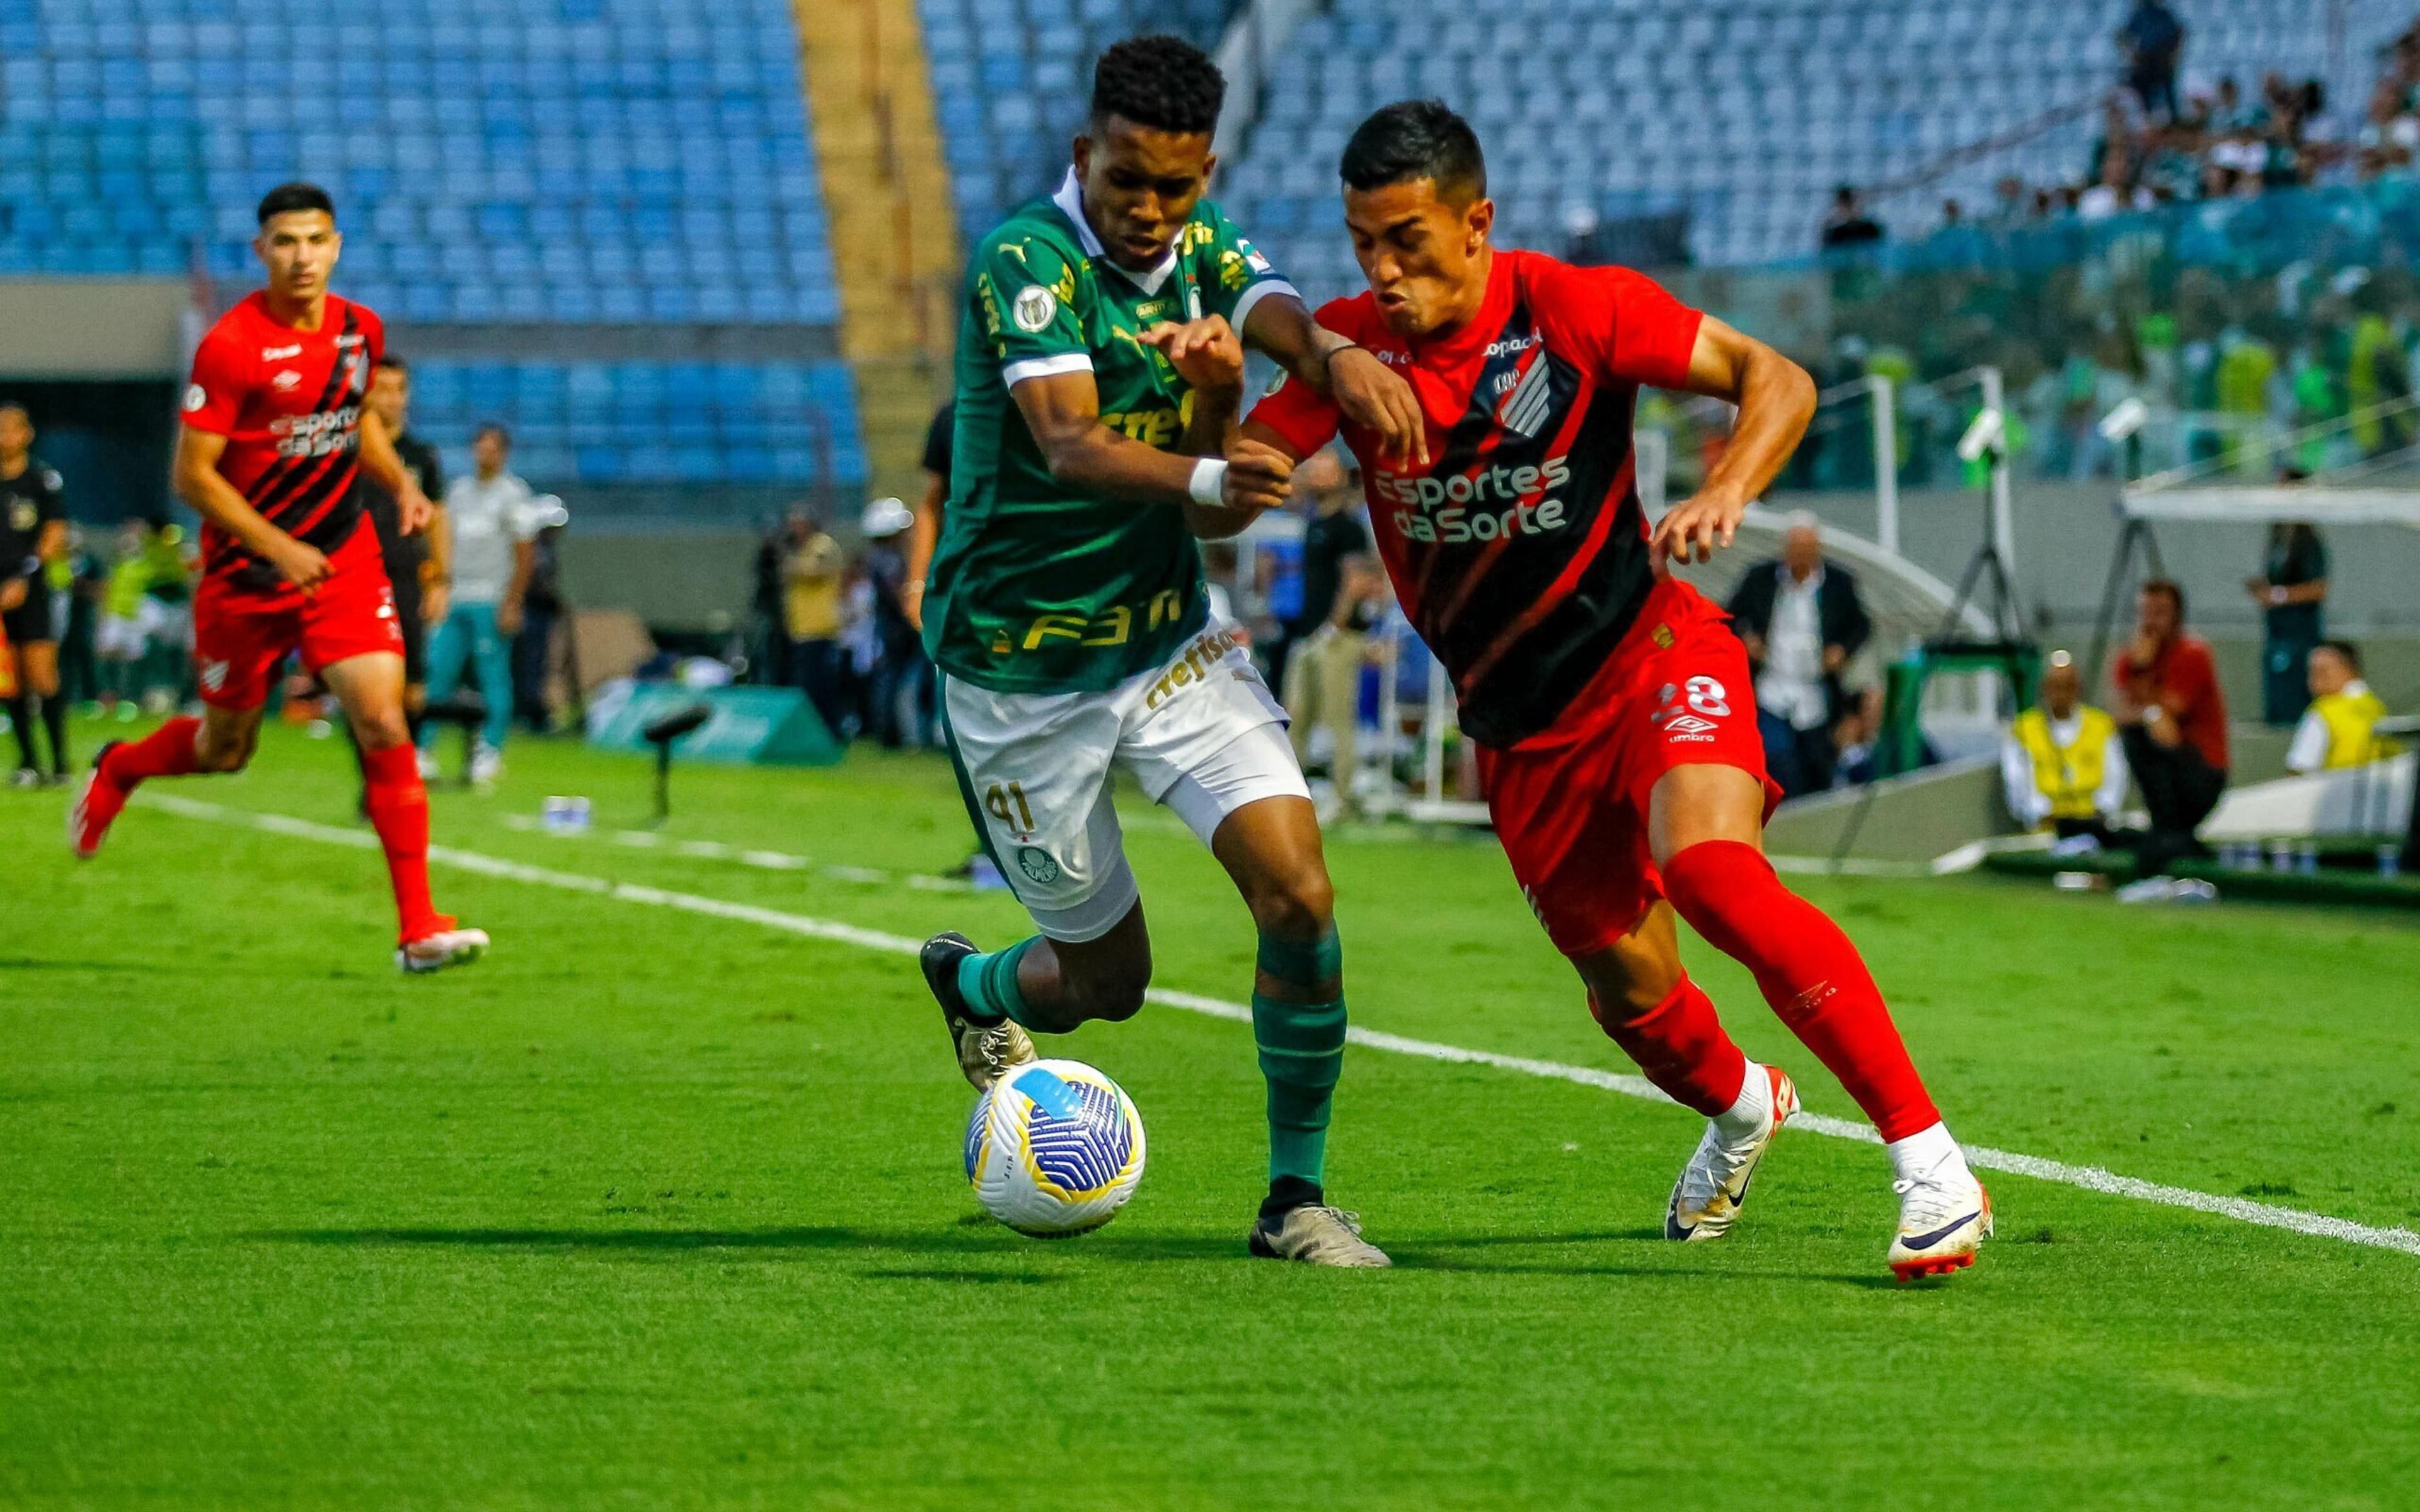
[{"xmin": 1011, "ymin": 285, "xmax": 1058, "ymax": 333}]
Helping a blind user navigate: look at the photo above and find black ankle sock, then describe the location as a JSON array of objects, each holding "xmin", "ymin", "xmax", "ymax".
[
  {"xmin": 1259, "ymin": 1175, "xmax": 1325, "ymax": 1223},
  {"xmin": 39, "ymin": 694, "xmax": 67, "ymax": 776}
]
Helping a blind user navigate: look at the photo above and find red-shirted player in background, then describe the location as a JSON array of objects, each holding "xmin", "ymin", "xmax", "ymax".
[
  {"xmin": 69, "ymin": 183, "xmax": 488, "ymax": 975},
  {"xmin": 1236, "ymin": 102, "xmax": 1988, "ymax": 1280}
]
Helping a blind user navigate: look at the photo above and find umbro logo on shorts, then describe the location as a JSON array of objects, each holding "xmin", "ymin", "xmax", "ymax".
[{"xmin": 1662, "ymin": 714, "xmax": 1719, "ymax": 740}]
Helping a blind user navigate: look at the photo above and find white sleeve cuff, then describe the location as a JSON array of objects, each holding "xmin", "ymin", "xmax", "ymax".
[
  {"xmin": 1001, "ymin": 352, "xmax": 1095, "ymax": 389},
  {"xmin": 1228, "ymin": 278, "xmax": 1301, "ymax": 338}
]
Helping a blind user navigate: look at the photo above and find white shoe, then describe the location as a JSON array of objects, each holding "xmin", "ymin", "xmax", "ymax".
[
  {"xmin": 1887, "ymin": 1148, "xmax": 1993, "ymax": 1281},
  {"xmin": 1666, "ymin": 1063, "xmax": 1799, "ymax": 1241},
  {"xmin": 398, "ymin": 925, "xmax": 490, "ymax": 975},
  {"xmin": 1248, "ymin": 1205, "xmax": 1392, "ymax": 1268},
  {"xmin": 416, "ymin": 750, "xmax": 440, "ymax": 782},
  {"xmin": 469, "ymin": 743, "xmax": 504, "ymax": 788}
]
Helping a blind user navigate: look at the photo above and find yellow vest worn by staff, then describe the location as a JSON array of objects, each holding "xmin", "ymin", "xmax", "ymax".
[
  {"xmin": 2308, "ymin": 686, "xmax": 2397, "ymax": 769},
  {"xmin": 2014, "ymin": 705, "xmax": 2116, "ymax": 822}
]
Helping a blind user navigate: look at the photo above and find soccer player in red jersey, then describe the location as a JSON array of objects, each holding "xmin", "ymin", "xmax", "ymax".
[
  {"xmin": 1238, "ymin": 103, "xmax": 1988, "ymax": 1280},
  {"xmin": 68, "ymin": 183, "xmax": 488, "ymax": 975}
]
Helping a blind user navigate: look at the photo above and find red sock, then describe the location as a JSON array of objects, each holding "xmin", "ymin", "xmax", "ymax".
[
  {"xmin": 1661, "ymin": 840, "xmax": 1941, "ymax": 1142},
  {"xmin": 360, "ymin": 743, "xmax": 448, "ymax": 944},
  {"xmin": 1588, "ymin": 973, "xmax": 1749, "ymax": 1117},
  {"xmin": 101, "ymin": 716, "xmax": 202, "ymax": 786}
]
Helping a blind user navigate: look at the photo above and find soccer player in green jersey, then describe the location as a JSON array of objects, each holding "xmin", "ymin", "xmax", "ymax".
[{"xmin": 917, "ymin": 35, "xmax": 1424, "ymax": 1266}]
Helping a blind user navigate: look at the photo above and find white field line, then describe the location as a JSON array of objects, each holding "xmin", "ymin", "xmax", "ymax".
[
  {"xmin": 496, "ymin": 811, "xmax": 973, "ymax": 891},
  {"xmin": 141, "ymin": 793, "xmax": 2420, "ymax": 1260}
]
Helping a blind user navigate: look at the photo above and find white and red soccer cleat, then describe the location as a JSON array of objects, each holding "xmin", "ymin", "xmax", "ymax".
[
  {"xmin": 1666, "ymin": 1062, "xmax": 1798, "ymax": 1241},
  {"xmin": 397, "ymin": 920, "xmax": 490, "ymax": 975},
  {"xmin": 66, "ymin": 743, "xmax": 129, "ymax": 860},
  {"xmin": 1887, "ymin": 1152, "xmax": 1993, "ymax": 1281}
]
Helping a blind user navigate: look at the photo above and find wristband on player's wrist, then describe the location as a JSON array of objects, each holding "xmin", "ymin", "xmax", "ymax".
[
  {"xmin": 1187, "ymin": 457, "xmax": 1230, "ymax": 507},
  {"xmin": 1318, "ymin": 341, "xmax": 1364, "ymax": 378}
]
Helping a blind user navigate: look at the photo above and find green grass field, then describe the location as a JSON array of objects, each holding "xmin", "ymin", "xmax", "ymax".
[{"xmin": 7, "ymin": 716, "xmax": 2419, "ymax": 1508}]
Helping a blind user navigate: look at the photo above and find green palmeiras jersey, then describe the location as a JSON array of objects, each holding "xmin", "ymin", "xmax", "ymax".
[{"xmin": 924, "ymin": 168, "xmax": 1298, "ymax": 694}]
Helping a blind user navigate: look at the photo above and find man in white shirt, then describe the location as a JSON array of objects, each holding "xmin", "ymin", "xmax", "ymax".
[
  {"xmin": 2002, "ymin": 650, "xmax": 2131, "ymax": 840},
  {"xmin": 1727, "ymin": 515, "xmax": 1870, "ymax": 797},
  {"xmin": 420, "ymin": 423, "xmax": 539, "ymax": 784}
]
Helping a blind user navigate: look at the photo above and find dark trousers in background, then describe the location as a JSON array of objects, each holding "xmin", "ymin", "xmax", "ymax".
[
  {"xmin": 1757, "ymin": 709, "xmax": 1836, "ymax": 799},
  {"xmin": 513, "ymin": 610, "xmax": 558, "ymax": 732},
  {"xmin": 2262, "ymin": 631, "xmax": 2317, "ymax": 726},
  {"xmin": 870, "ymin": 640, "xmax": 934, "ymax": 748},
  {"xmin": 2129, "ymin": 64, "xmax": 2179, "ymax": 120},
  {"xmin": 2119, "ymin": 724, "xmax": 2227, "ymax": 873},
  {"xmin": 787, "ymin": 636, "xmax": 844, "ymax": 738}
]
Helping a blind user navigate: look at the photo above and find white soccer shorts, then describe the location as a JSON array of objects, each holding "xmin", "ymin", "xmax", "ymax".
[{"xmin": 940, "ymin": 621, "xmax": 1311, "ymax": 942}]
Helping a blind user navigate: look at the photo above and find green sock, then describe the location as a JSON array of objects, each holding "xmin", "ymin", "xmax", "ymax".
[
  {"xmin": 1253, "ymin": 926, "xmax": 1347, "ymax": 1188},
  {"xmin": 955, "ymin": 937, "xmax": 1039, "ymax": 1028}
]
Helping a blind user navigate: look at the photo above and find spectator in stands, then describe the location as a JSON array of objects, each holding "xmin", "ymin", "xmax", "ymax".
[
  {"xmin": 2118, "ymin": 0, "xmax": 2186, "ymax": 122},
  {"xmin": 2003, "ymin": 650, "xmax": 2131, "ymax": 841},
  {"xmin": 858, "ymin": 496, "xmax": 929, "ymax": 749},
  {"xmin": 1275, "ymin": 448, "xmax": 1364, "ymax": 700},
  {"xmin": 1819, "ymin": 186, "xmax": 1884, "ymax": 253},
  {"xmin": 2112, "ymin": 579, "xmax": 2228, "ymax": 871},
  {"xmin": 2245, "ymin": 495, "xmax": 2327, "ymax": 724},
  {"xmin": 514, "ymin": 508, "xmax": 567, "ymax": 734},
  {"xmin": 778, "ymin": 506, "xmax": 846, "ymax": 738},
  {"xmin": 1728, "ymin": 514, "xmax": 1871, "ymax": 799},
  {"xmin": 1284, "ymin": 539, "xmax": 1383, "ymax": 816},
  {"xmin": 2077, "ymin": 147, "xmax": 2153, "ymax": 221},
  {"xmin": 904, "ymin": 399, "xmax": 953, "ymax": 634},
  {"xmin": 421, "ymin": 422, "xmax": 539, "ymax": 786},
  {"xmin": 2285, "ymin": 640, "xmax": 2397, "ymax": 773}
]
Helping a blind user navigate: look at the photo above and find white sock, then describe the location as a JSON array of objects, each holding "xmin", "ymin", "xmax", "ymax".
[
  {"xmin": 1712, "ymin": 1061, "xmax": 1772, "ymax": 1142},
  {"xmin": 1886, "ymin": 1121, "xmax": 1965, "ymax": 1185}
]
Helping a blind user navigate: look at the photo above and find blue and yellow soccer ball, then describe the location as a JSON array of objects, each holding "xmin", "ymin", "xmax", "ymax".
[{"xmin": 965, "ymin": 1059, "xmax": 1147, "ymax": 1236}]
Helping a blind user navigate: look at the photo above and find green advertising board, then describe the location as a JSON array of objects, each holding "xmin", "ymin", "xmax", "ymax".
[{"xmin": 584, "ymin": 680, "xmax": 843, "ymax": 766}]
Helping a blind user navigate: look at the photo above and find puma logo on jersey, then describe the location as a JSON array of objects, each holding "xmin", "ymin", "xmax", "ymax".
[{"xmin": 261, "ymin": 344, "xmax": 303, "ymax": 360}]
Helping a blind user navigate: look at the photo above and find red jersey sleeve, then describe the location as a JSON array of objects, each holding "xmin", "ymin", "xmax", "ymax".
[
  {"xmin": 354, "ymin": 300, "xmax": 386, "ymax": 367},
  {"xmin": 1545, "ymin": 260, "xmax": 1704, "ymax": 391},
  {"xmin": 1246, "ymin": 362, "xmax": 1343, "ymax": 460},
  {"xmin": 181, "ymin": 325, "xmax": 250, "ymax": 437}
]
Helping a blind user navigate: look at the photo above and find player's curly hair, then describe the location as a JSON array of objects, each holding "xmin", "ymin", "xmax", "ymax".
[
  {"xmin": 1090, "ymin": 35, "xmax": 1224, "ymax": 135},
  {"xmin": 1340, "ymin": 100, "xmax": 1487, "ymax": 202}
]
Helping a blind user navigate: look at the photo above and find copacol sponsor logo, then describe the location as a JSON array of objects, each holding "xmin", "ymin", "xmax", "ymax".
[{"xmin": 1372, "ymin": 455, "xmax": 1574, "ymax": 546}]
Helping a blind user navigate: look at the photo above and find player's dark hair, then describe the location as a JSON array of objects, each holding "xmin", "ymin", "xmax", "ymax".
[
  {"xmin": 256, "ymin": 181, "xmax": 335, "ymax": 226},
  {"xmin": 375, "ymin": 354, "xmax": 409, "ymax": 375},
  {"xmin": 1340, "ymin": 100, "xmax": 1487, "ymax": 202},
  {"xmin": 2141, "ymin": 577, "xmax": 2186, "ymax": 618},
  {"xmin": 2318, "ymin": 638, "xmax": 2363, "ymax": 673},
  {"xmin": 475, "ymin": 421, "xmax": 512, "ymax": 447},
  {"xmin": 1090, "ymin": 35, "xmax": 1224, "ymax": 135}
]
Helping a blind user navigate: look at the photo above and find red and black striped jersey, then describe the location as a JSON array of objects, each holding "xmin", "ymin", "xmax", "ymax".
[
  {"xmin": 1249, "ymin": 249, "xmax": 1703, "ymax": 747},
  {"xmin": 182, "ymin": 291, "xmax": 383, "ymax": 592}
]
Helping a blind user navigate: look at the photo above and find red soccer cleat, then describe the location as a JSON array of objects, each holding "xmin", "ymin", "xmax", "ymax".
[{"xmin": 66, "ymin": 743, "xmax": 129, "ymax": 860}]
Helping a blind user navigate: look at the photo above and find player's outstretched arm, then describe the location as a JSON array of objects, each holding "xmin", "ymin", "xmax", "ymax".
[
  {"xmin": 1241, "ymin": 295, "xmax": 1427, "ymax": 467},
  {"xmin": 1649, "ymin": 316, "xmax": 1817, "ymax": 573},
  {"xmin": 173, "ymin": 425, "xmax": 331, "ymax": 590},
  {"xmin": 1009, "ymin": 367, "xmax": 1290, "ymax": 528}
]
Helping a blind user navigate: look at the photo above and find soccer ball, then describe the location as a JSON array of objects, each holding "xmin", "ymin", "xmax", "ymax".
[{"xmin": 965, "ymin": 1059, "xmax": 1147, "ymax": 1237}]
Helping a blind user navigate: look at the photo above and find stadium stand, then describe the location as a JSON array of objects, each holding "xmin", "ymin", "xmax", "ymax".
[
  {"xmin": 1199, "ymin": 0, "xmax": 2405, "ymax": 292},
  {"xmin": 917, "ymin": 0, "xmax": 1236, "ymax": 243},
  {"xmin": 0, "ymin": 0, "xmax": 865, "ymax": 493}
]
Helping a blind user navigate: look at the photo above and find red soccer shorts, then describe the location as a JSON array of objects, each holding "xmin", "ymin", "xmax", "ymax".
[
  {"xmin": 192, "ymin": 521, "xmax": 405, "ymax": 710},
  {"xmin": 1474, "ymin": 575, "xmax": 1783, "ymax": 959}
]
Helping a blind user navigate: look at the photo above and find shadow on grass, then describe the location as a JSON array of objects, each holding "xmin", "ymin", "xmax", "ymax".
[
  {"xmin": 0, "ymin": 956, "xmax": 179, "ymax": 974},
  {"xmin": 248, "ymin": 1225, "xmax": 1902, "ymax": 1287},
  {"xmin": 246, "ymin": 1225, "xmax": 1242, "ymax": 1262}
]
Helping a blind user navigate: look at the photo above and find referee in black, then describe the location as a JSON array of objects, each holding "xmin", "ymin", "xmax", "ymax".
[
  {"xmin": 0, "ymin": 402, "xmax": 69, "ymax": 785},
  {"xmin": 353, "ymin": 357, "xmax": 447, "ymax": 805}
]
